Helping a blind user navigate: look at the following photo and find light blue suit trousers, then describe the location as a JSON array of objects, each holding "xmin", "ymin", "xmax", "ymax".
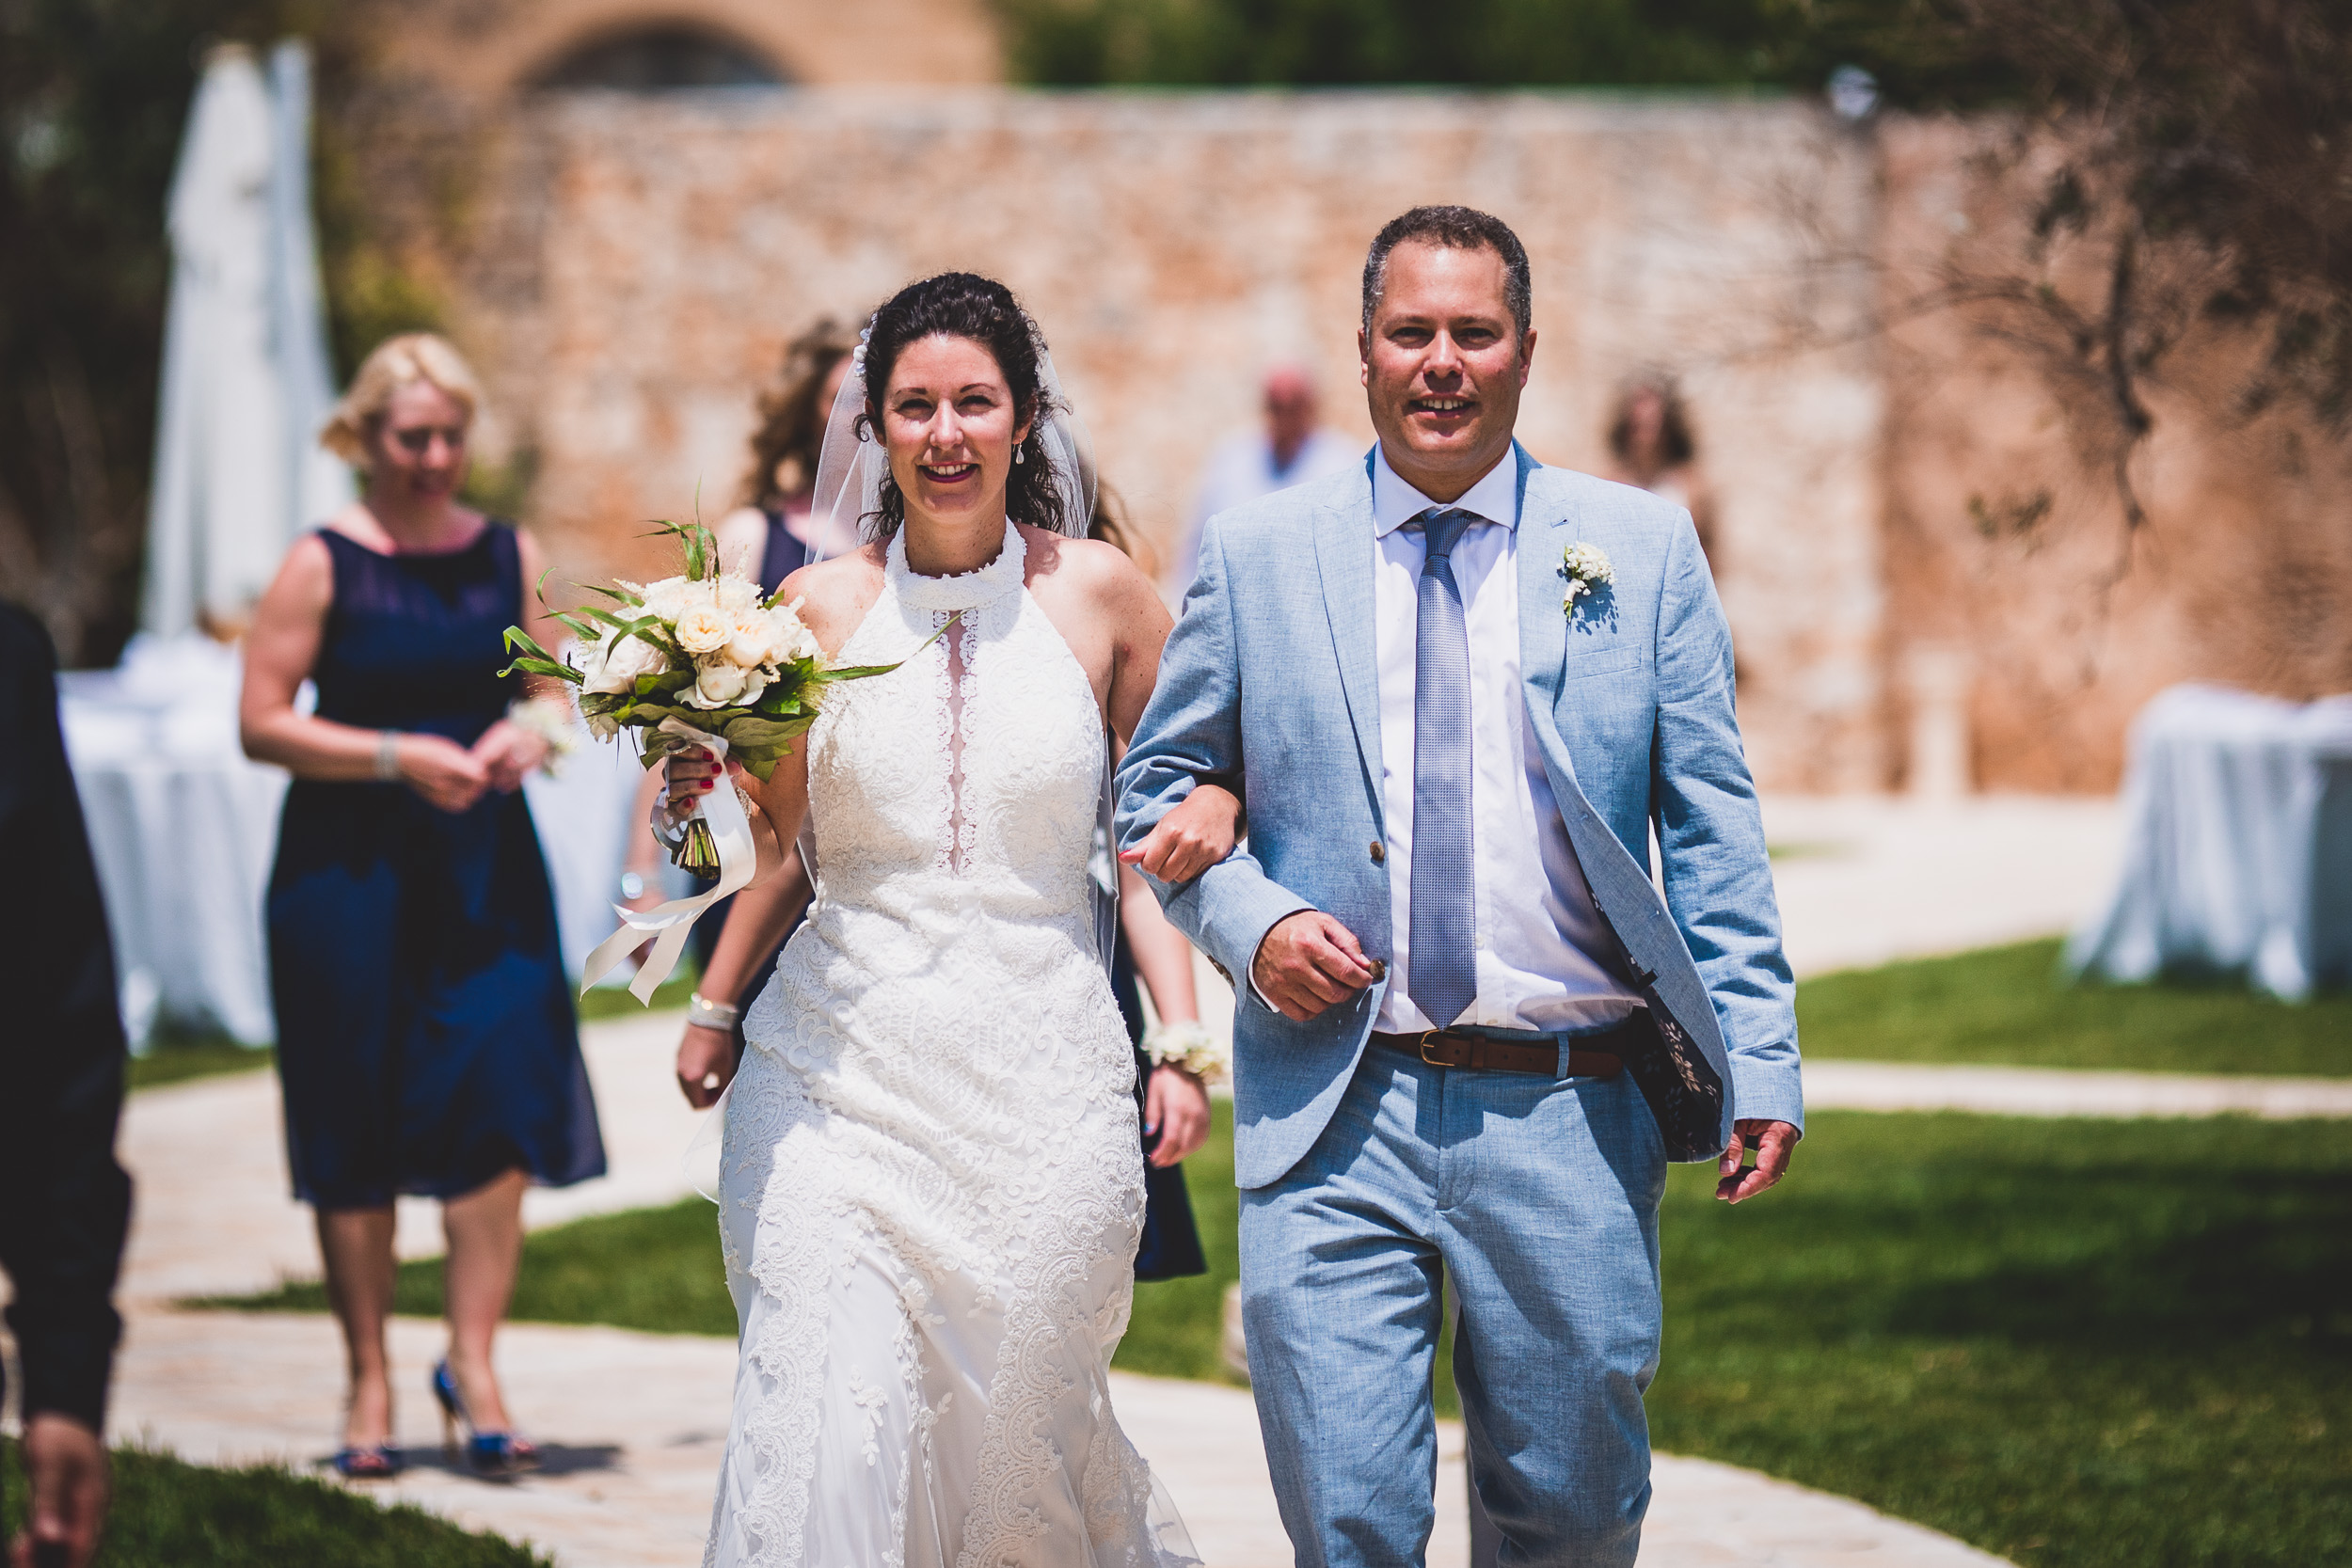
[{"xmin": 1116, "ymin": 444, "xmax": 1801, "ymax": 1566}]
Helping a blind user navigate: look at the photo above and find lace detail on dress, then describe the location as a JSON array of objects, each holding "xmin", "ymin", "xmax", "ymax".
[{"xmin": 708, "ymin": 521, "xmax": 1196, "ymax": 1568}]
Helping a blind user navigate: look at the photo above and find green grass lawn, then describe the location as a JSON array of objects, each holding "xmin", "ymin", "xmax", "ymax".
[
  {"xmin": 1797, "ymin": 938, "xmax": 2352, "ymax": 1076},
  {"xmin": 1650, "ymin": 1112, "xmax": 2351, "ymax": 1568},
  {"xmin": 210, "ymin": 1102, "xmax": 2351, "ymax": 1568},
  {"xmin": 124, "ymin": 971, "xmax": 696, "ymax": 1095},
  {"xmin": 124, "ymin": 1032, "xmax": 274, "ymax": 1093},
  {"xmin": 0, "ymin": 1439, "xmax": 548, "ymax": 1567}
]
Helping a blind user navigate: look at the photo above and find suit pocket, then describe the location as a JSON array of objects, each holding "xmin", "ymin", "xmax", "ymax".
[{"xmin": 1562, "ymin": 648, "xmax": 1645, "ymax": 681}]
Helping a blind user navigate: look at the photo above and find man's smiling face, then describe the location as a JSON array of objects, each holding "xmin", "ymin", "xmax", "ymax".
[{"xmin": 1359, "ymin": 239, "xmax": 1534, "ymax": 502}]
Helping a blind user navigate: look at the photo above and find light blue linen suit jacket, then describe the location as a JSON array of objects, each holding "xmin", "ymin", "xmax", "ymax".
[{"xmin": 1115, "ymin": 443, "xmax": 1802, "ymax": 1190}]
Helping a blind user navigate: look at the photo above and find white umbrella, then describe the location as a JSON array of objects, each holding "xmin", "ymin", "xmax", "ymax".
[{"xmin": 141, "ymin": 40, "xmax": 351, "ymax": 638}]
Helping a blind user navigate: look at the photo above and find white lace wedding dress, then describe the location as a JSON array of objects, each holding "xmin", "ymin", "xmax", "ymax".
[{"xmin": 705, "ymin": 521, "xmax": 1198, "ymax": 1568}]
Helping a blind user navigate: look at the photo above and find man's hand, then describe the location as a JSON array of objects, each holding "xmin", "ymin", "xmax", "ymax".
[
  {"xmin": 1715, "ymin": 1118, "xmax": 1797, "ymax": 1204},
  {"xmin": 1250, "ymin": 911, "xmax": 1379, "ymax": 1021},
  {"xmin": 11, "ymin": 1412, "xmax": 109, "ymax": 1568},
  {"xmin": 676, "ymin": 1023, "xmax": 738, "ymax": 1109}
]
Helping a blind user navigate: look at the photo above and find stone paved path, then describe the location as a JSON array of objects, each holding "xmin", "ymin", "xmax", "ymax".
[
  {"xmin": 1756, "ymin": 794, "xmax": 2126, "ymax": 980},
  {"xmin": 77, "ymin": 792, "xmax": 2185, "ymax": 1566},
  {"xmin": 1806, "ymin": 1060, "xmax": 2352, "ymax": 1118},
  {"xmin": 87, "ymin": 1012, "xmax": 2027, "ymax": 1566}
]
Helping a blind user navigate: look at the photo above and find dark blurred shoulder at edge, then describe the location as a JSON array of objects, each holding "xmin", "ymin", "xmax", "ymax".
[{"xmin": 0, "ymin": 598, "xmax": 132, "ymax": 1433}]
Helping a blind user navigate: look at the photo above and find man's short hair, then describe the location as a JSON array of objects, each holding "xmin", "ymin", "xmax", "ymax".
[{"xmin": 1360, "ymin": 205, "xmax": 1533, "ymax": 341}]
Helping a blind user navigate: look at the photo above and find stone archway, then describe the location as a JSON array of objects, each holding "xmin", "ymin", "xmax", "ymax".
[{"xmin": 527, "ymin": 20, "xmax": 789, "ymax": 89}]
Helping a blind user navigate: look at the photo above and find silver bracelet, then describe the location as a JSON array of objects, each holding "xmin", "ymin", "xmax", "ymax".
[
  {"xmin": 688, "ymin": 992, "xmax": 742, "ymax": 1030},
  {"xmin": 374, "ymin": 730, "xmax": 403, "ymax": 782}
]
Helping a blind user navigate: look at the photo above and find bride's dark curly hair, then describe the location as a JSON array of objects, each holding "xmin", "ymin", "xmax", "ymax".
[{"xmin": 857, "ymin": 272, "xmax": 1073, "ymax": 538}]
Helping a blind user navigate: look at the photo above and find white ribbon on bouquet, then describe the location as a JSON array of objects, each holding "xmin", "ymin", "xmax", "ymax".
[{"xmin": 580, "ymin": 717, "xmax": 758, "ymax": 1003}]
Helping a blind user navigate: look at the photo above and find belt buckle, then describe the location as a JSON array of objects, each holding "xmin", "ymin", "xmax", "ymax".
[{"xmin": 1417, "ymin": 1030, "xmax": 1474, "ymax": 1069}]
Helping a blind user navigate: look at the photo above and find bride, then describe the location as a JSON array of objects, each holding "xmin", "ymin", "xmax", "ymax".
[{"xmin": 664, "ymin": 272, "xmax": 1238, "ymax": 1568}]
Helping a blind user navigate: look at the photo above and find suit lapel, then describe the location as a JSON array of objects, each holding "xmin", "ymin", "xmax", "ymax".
[
  {"xmin": 1313, "ymin": 456, "xmax": 1384, "ymax": 806},
  {"xmin": 1514, "ymin": 445, "xmax": 1570, "ymax": 731}
]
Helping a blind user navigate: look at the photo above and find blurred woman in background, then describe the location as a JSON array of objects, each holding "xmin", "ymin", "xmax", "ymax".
[
  {"xmin": 241, "ymin": 333, "xmax": 604, "ymax": 1480},
  {"xmin": 1604, "ymin": 367, "xmax": 1719, "ymax": 567},
  {"xmin": 641, "ymin": 321, "xmax": 858, "ymax": 1104},
  {"xmin": 1090, "ymin": 484, "xmax": 1210, "ymax": 1281}
]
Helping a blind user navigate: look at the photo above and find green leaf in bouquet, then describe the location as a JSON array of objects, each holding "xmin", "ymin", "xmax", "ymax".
[
  {"xmin": 643, "ymin": 515, "xmax": 721, "ymax": 583},
  {"xmin": 501, "ymin": 626, "xmax": 583, "ymax": 684},
  {"xmin": 807, "ymin": 606, "xmax": 965, "ymax": 686},
  {"xmin": 549, "ymin": 610, "xmax": 603, "ymax": 644},
  {"xmin": 719, "ymin": 713, "xmax": 816, "ymax": 753}
]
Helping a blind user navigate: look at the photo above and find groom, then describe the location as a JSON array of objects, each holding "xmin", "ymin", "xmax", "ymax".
[{"xmin": 1117, "ymin": 205, "xmax": 1802, "ymax": 1567}]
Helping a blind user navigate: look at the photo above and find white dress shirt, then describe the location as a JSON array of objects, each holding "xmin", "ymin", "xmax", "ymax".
[{"xmin": 1369, "ymin": 446, "xmax": 1642, "ymax": 1035}]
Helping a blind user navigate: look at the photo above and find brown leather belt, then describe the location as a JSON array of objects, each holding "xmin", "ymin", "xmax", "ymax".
[{"xmin": 1371, "ymin": 1022, "xmax": 1629, "ymax": 1079}]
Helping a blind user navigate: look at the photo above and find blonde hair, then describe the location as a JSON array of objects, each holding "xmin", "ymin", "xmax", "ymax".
[{"xmin": 320, "ymin": 333, "xmax": 485, "ymax": 465}]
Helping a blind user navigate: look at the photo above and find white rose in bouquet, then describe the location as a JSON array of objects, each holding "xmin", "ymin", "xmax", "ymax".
[
  {"xmin": 769, "ymin": 600, "xmax": 822, "ymax": 663},
  {"xmin": 690, "ymin": 657, "xmax": 750, "ymax": 708},
  {"xmin": 715, "ymin": 575, "xmax": 761, "ymax": 613},
  {"xmin": 675, "ymin": 604, "xmax": 733, "ymax": 656},
  {"xmin": 634, "ymin": 576, "xmax": 692, "ymax": 623},
  {"xmin": 583, "ymin": 628, "xmax": 665, "ymax": 694},
  {"xmin": 723, "ymin": 610, "xmax": 777, "ymax": 670}
]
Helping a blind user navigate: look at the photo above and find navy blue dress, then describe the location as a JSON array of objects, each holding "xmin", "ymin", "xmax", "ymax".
[
  {"xmin": 267, "ymin": 524, "xmax": 605, "ymax": 1211},
  {"xmin": 1110, "ymin": 930, "xmax": 1208, "ymax": 1281}
]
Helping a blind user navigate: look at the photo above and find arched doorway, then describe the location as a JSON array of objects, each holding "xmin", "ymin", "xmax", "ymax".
[{"xmin": 529, "ymin": 24, "xmax": 787, "ymax": 89}]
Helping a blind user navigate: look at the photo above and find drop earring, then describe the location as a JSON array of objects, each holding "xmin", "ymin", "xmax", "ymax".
[{"xmin": 1014, "ymin": 446, "xmax": 1025, "ymax": 465}]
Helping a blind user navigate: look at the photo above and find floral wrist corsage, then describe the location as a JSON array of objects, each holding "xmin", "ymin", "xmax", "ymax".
[
  {"xmin": 506, "ymin": 695, "xmax": 579, "ymax": 776},
  {"xmin": 1142, "ymin": 1020, "xmax": 1231, "ymax": 1087}
]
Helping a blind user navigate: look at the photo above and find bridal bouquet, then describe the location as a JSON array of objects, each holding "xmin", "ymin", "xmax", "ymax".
[{"xmin": 501, "ymin": 519, "xmax": 898, "ymax": 877}]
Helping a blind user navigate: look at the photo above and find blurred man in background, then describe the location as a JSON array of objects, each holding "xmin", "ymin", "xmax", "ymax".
[
  {"xmin": 1168, "ymin": 363, "xmax": 1358, "ymax": 594},
  {"xmin": 2, "ymin": 603, "xmax": 133, "ymax": 1568}
]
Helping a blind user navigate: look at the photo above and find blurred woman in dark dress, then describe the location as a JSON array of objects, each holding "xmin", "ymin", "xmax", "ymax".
[
  {"xmin": 1090, "ymin": 486, "xmax": 1211, "ymax": 1280},
  {"xmin": 241, "ymin": 333, "xmax": 603, "ymax": 1480},
  {"xmin": 656, "ymin": 321, "xmax": 858, "ymax": 1105}
]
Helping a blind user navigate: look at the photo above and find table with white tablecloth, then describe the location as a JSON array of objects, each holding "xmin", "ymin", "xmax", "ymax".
[
  {"xmin": 2067, "ymin": 684, "xmax": 2352, "ymax": 1000},
  {"xmin": 60, "ymin": 633, "xmax": 647, "ymax": 1048}
]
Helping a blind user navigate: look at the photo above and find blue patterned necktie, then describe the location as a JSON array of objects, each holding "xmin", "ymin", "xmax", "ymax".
[{"xmin": 1406, "ymin": 507, "xmax": 1478, "ymax": 1029}]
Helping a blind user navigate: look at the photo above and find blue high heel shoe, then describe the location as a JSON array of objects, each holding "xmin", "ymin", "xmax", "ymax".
[
  {"xmin": 430, "ymin": 1358, "xmax": 540, "ymax": 1478},
  {"xmin": 330, "ymin": 1443, "xmax": 401, "ymax": 1480}
]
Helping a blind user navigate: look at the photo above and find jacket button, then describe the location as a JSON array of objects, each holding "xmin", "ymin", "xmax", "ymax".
[{"xmin": 1370, "ymin": 841, "xmax": 1386, "ymax": 863}]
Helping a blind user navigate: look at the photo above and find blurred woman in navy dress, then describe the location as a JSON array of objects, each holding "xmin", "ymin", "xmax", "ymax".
[
  {"xmin": 240, "ymin": 333, "xmax": 603, "ymax": 1479},
  {"xmin": 645, "ymin": 320, "xmax": 858, "ymax": 1104}
]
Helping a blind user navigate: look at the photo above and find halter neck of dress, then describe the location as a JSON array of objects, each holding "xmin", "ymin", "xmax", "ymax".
[{"xmin": 887, "ymin": 519, "xmax": 1026, "ymax": 613}]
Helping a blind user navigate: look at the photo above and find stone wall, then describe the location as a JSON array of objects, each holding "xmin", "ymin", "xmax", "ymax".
[
  {"xmin": 362, "ymin": 0, "xmax": 1001, "ymax": 94},
  {"xmin": 1872, "ymin": 117, "xmax": 2352, "ymax": 790},
  {"xmin": 368, "ymin": 84, "xmax": 2352, "ymax": 793},
  {"xmin": 429, "ymin": 89, "xmax": 1894, "ymax": 792}
]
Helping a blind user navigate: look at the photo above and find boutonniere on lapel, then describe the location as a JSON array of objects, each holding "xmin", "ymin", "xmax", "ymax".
[{"xmin": 1560, "ymin": 542, "xmax": 1614, "ymax": 615}]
